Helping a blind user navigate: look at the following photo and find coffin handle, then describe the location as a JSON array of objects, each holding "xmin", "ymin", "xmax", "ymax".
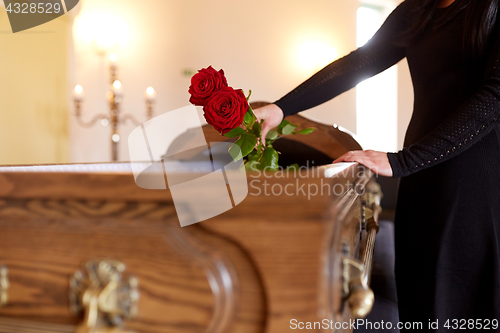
[
  {"xmin": 0, "ymin": 265, "xmax": 8, "ymax": 306},
  {"xmin": 342, "ymin": 257, "xmax": 374, "ymax": 319}
]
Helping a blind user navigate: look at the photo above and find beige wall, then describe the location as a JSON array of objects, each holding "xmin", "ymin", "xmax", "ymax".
[{"xmin": 0, "ymin": 9, "xmax": 70, "ymax": 165}]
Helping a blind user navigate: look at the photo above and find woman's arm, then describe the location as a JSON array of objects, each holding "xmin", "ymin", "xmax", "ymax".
[
  {"xmin": 254, "ymin": 1, "xmax": 413, "ymax": 140},
  {"xmin": 387, "ymin": 23, "xmax": 500, "ymax": 178},
  {"xmin": 274, "ymin": 1, "xmax": 411, "ymax": 118}
]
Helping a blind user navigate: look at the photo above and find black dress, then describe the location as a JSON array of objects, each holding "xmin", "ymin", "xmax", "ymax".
[{"xmin": 274, "ymin": 0, "xmax": 500, "ymax": 328}]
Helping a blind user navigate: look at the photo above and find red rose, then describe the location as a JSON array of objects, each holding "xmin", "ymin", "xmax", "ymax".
[
  {"xmin": 188, "ymin": 66, "xmax": 228, "ymax": 106},
  {"xmin": 203, "ymin": 87, "xmax": 248, "ymax": 134}
]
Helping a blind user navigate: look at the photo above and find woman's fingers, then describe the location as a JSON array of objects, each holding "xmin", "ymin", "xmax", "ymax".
[
  {"xmin": 260, "ymin": 119, "xmax": 275, "ymax": 143},
  {"xmin": 252, "ymin": 104, "xmax": 284, "ymax": 144},
  {"xmin": 333, "ymin": 150, "xmax": 393, "ymax": 177}
]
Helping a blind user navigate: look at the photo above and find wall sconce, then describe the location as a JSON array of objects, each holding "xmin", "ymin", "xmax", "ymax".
[
  {"xmin": 73, "ymin": 53, "xmax": 155, "ymax": 161},
  {"xmin": 296, "ymin": 40, "xmax": 338, "ymax": 73},
  {"xmin": 73, "ymin": 12, "xmax": 130, "ymax": 55}
]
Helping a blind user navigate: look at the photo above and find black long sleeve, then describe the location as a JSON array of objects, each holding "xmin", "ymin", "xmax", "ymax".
[
  {"xmin": 274, "ymin": 0, "xmax": 500, "ymax": 178},
  {"xmin": 387, "ymin": 24, "xmax": 500, "ymax": 177}
]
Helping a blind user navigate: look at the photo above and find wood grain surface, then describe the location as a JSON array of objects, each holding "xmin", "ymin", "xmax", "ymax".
[
  {"xmin": 0, "ymin": 112, "xmax": 372, "ymax": 332},
  {"xmin": 0, "ymin": 167, "xmax": 367, "ymax": 332}
]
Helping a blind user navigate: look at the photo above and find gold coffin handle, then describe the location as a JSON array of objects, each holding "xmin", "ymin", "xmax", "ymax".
[
  {"xmin": 344, "ymin": 180, "xmax": 381, "ymax": 319},
  {"xmin": 69, "ymin": 259, "xmax": 139, "ymax": 333},
  {"xmin": 343, "ymin": 257, "xmax": 374, "ymax": 319},
  {"xmin": 0, "ymin": 265, "xmax": 8, "ymax": 306}
]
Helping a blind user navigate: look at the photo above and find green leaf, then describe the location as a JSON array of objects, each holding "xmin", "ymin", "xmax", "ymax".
[
  {"xmin": 247, "ymin": 150, "xmax": 260, "ymax": 162},
  {"xmin": 245, "ymin": 160, "xmax": 259, "ymax": 172},
  {"xmin": 231, "ymin": 133, "xmax": 257, "ymax": 160},
  {"xmin": 243, "ymin": 111, "xmax": 253, "ymax": 126},
  {"xmin": 258, "ymin": 146, "xmax": 279, "ymax": 171},
  {"xmin": 223, "ymin": 127, "xmax": 246, "ymax": 138},
  {"xmin": 246, "ymin": 90, "xmax": 252, "ymax": 101},
  {"xmin": 229, "ymin": 143, "xmax": 242, "ymax": 162},
  {"xmin": 256, "ymin": 141, "xmax": 263, "ymax": 156},
  {"xmin": 243, "ymin": 108, "xmax": 256, "ymax": 128},
  {"xmin": 286, "ymin": 163, "xmax": 300, "ymax": 171},
  {"xmin": 266, "ymin": 129, "xmax": 278, "ymax": 141},
  {"xmin": 295, "ymin": 127, "xmax": 315, "ymax": 135},
  {"xmin": 276, "ymin": 120, "xmax": 298, "ymax": 135},
  {"xmin": 276, "ymin": 120, "xmax": 290, "ymax": 134},
  {"xmin": 281, "ymin": 124, "xmax": 297, "ymax": 135},
  {"xmin": 248, "ymin": 105, "xmax": 255, "ymax": 117},
  {"xmin": 251, "ymin": 122, "xmax": 262, "ymax": 137}
]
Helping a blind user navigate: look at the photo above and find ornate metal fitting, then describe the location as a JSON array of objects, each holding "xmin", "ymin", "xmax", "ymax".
[
  {"xmin": 342, "ymin": 257, "xmax": 374, "ymax": 319},
  {"xmin": 69, "ymin": 259, "xmax": 139, "ymax": 333},
  {"xmin": 0, "ymin": 265, "xmax": 8, "ymax": 306},
  {"xmin": 360, "ymin": 204, "xmax": 374, "ymax": 230},
  {"xmin": 364, "ymin": 181, "xmax": 382, "ymax": 208},
  {"xmin": 361, "ymin": 181, "xmax": 382, "ymax": 232}
]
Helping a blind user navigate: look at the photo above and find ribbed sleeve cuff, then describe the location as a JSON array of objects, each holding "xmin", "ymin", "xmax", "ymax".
[
  {"xmin": 387, "ymin": 152, "xmax": 408, "ymax": 178},
  {"xmin": 274, "ymin": 99, "xmax": 297, "ymax": 118}
]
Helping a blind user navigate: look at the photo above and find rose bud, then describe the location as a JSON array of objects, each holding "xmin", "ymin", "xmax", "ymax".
[
  {"xmin": 188, "ymin": 66, "xmax": 228, "ymax": 106},
  {"xmin": 203, "ymin": 87, "xmax": 248, "ymax": 135}
]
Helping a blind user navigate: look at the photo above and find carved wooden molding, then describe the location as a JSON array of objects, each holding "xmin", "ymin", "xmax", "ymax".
[
  {"xmin": 0, "ymin": 318, "xmax": 74, "ymax": 333},
  {"xmin": 164, "ymin": 224, "xmax": 267, "ymax": 333},
  {"xmin": 0, "ymin": 199, "xmax": 175, "ymax": 221}
]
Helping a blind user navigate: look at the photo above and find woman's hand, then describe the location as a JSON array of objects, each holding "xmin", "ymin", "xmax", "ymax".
[
  {"xmin": 252, "ymin": 104, "xmax": 393, "ymax": 176},
  {"xmin": 333, "ymin": 150, "xmax": 393, "ymax": 177},
  {"xmin": 252, "ymin": 103, "xmax": 284, "ymax": 142}
]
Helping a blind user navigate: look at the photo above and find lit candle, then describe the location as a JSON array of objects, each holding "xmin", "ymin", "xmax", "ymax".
[
  {"xmin": 145, "ymin": 86, "xmax": 156, "ymax": 102},
  {"xmin": 73, "ymin": 85, "xmax": 84, "ymax": 101},
  {"xmin": 112, "ymin": 80, "xmax": 122, "ymax": 96}
]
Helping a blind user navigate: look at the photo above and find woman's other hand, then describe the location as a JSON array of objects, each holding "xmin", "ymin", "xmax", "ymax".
[
  {"xmin": 334, "ymin": 150, "xmax": 393, "ymax": 177},
  {"xmin": 252, "ymin": 104, "xmax": 284, "ymax": 143}
]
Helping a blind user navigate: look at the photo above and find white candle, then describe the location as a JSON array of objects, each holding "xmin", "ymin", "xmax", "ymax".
[
  {"xmin": 109, "ymin": 53, "xmax": 118, "ymax": 69},
  {"xmin": 73, "ymin": 85, "xmax": 84, "ymax": 101},
  {"xmin": 145, "ymin": 86, "xmax": 156, "ymax": 102},
  {"xmin": 112, "ymin": 80, "xmax": 122, "ymax": 96}
]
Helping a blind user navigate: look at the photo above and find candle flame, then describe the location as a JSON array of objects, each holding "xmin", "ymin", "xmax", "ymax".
[
  {"xmin": 109, "ymin": 53, "xmax": 117, "ymax": 62},
  {"xmin": 75, "ymin": 85, "xmax": 83, "ymax": 94},
  {"xmin": 113, "ymin": 80, "xmax": 122, "ymax": 90},
  {"xmin": 146, "ymin": 87, "xmax": 155, "ymax": 96}
]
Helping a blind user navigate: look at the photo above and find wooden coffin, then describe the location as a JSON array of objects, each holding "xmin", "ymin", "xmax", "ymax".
[{"xmin": 0, "ymin": 115, "xmax": 382, "ymax": 333}]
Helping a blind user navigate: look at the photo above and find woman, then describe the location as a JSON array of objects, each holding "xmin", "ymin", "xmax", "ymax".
[{"xmin": 254, "ymin": 0, "xmax": 500, "ymax": 328}]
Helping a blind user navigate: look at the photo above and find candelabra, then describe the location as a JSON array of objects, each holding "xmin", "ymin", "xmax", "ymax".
[{"xmin": 73, "ymin": 53, "xmax": 156, "ymax": 161}]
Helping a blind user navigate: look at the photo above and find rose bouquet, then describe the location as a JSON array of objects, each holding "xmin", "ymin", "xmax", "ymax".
[{"xmin": 188, "ymin": 66, "xmax": 314, "ymax": 171}]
